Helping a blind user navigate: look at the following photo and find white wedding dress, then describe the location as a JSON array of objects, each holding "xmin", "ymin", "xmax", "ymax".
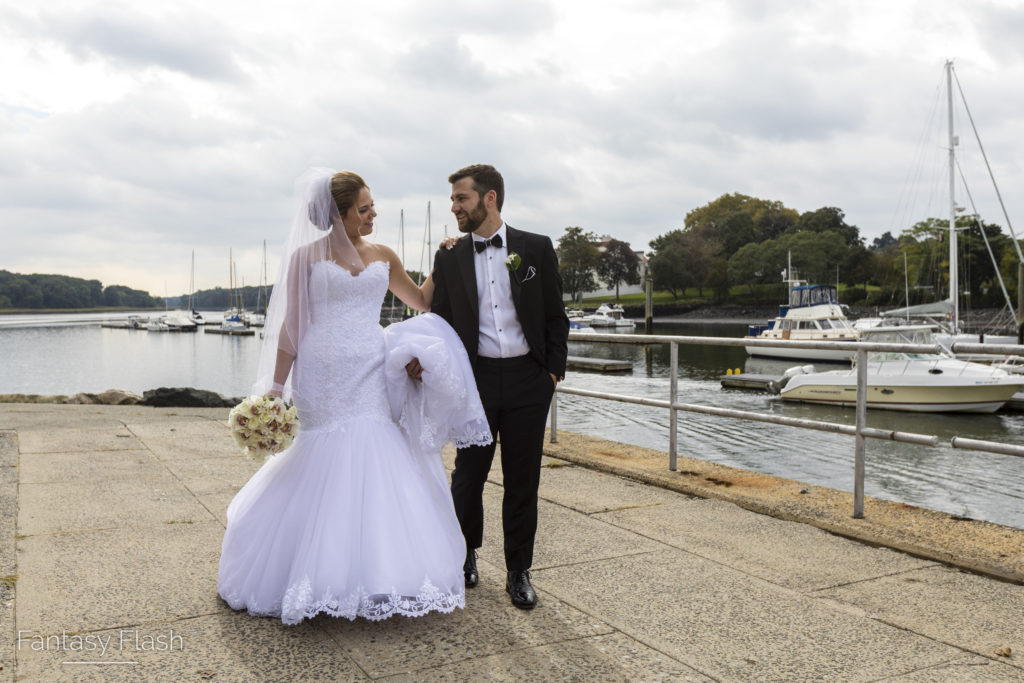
[{"xmin": 218, "ymin": 260, "xmax": 488, "ymax": 625}]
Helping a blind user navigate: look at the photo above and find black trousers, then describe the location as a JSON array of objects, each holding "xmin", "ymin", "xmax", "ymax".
[{"xmin": 450, "ymin": 355, "xmax": 555, "ymax": 571}]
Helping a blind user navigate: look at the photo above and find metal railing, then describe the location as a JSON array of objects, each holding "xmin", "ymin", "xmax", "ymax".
[{"xmin": 549, "ymin": 331, "xmax": 1024, "ymax": 518}]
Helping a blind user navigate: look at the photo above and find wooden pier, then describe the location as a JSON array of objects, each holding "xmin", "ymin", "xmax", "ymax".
[
  {"xmin": 204, "ymin": 327, "xmax": 256, "ymax": 336},
  {"xmin": 566, "ymin": 355, "xmax": 632, "ymax": 373},
  {"xmin": 720, "ymin": 373, "xmax": 777, "ymax": 390}
]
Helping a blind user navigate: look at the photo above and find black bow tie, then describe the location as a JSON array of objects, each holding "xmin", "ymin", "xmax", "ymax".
[{"xmin": 474, "ymin": 234, "xmax": 503, "ymax": 253}]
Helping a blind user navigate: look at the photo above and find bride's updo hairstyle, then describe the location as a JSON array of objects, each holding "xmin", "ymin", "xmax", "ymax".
[
  {"xmin": 330, "ymin": 171, "xmax": 367, "ymax": 219},
  {"xmin": 306, "ymin": 171, "xmax": 366, "ymax": 231}
]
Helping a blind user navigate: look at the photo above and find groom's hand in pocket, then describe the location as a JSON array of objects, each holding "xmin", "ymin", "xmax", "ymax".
[{"xmin": 406, "ymin": 358, "xmax": 424, "ymax": 381}]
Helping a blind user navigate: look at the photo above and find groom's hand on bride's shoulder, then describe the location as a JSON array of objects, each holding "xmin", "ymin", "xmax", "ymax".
[{"xmin": 406, "ymin": 358, "xmax": 424, "ymax": 381}]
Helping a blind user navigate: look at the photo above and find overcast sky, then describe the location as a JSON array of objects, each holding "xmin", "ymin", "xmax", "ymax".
[{"xmin": 2, "ymin": 0, "xmax": 1023, "ymax": 297}]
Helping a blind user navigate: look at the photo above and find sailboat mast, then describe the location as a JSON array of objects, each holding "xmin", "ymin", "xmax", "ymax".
[
  {"xmin": 946, "ymin": 59, "xmax": 959, "ymax": 331},
  {"xmin": 228, "ymin": 248, "xmax": 233, "ymax": 313}
]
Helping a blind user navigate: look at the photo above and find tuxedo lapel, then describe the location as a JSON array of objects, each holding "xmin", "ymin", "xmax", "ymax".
[
  {"xmin": 506, "ymin": 226, "xmax": 524, "ymax": 311},
  {"xmin": 456, "ymin": 236, "xmax": 478, "ymax": 317}
]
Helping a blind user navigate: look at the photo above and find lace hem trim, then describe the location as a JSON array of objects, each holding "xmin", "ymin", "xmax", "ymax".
[{"xmin": 220, "ymin": 576, "xmax": 464, "ymax": 625}]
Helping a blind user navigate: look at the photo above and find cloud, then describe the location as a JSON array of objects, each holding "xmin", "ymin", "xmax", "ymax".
[
  {"xmin": 1, "ymin": 0, "xmax": 1023, "ymax": 295},
  {"xmin": 3, "ymin": 4, "xmax": 247, "ymax": 82}
]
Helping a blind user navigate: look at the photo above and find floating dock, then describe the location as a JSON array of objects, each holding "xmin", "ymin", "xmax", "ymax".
[
  {"xmin": 720, "ymin": 373, "xmax": 777, "ymax": 390},
  {"xmin": 566, "ymin": 355, "xmax": 632, "ymax": 373},
  {"xmin": 204, "ymin": 327, "xmax": 256, "ymax": 336}
]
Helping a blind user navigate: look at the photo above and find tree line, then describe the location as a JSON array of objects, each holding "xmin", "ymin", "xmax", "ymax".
[
  {"xmin": 0, "ymin": 270, "xmax": 162, "ymax": 310},
  {"xmin": 554, "ymin": 192, "xmax": 1019, "ymax": 308}
]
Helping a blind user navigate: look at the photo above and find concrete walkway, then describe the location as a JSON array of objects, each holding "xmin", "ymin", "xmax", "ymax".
[{"xmin": 1, "ymin": 403, "xmax": 1022, "ymax": 681}]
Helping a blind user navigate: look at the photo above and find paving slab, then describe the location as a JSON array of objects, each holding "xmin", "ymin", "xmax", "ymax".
[
  {"xmin": 820, "ymin": 564, "xmax": 1024, "ymax": 669},
  {"xmin": 126, "ymin": 418, "xmax": 238, "ymax": 461},
  {"xmin": 0, "ymin": 432, "xmax": 17, "ymax": 681},
  {"xmin": 0, "ymin": 404, "xmax": 228, "ymax": 431},
  {"xmin": 196, "ymin": 491, "xmax": 235, "ymax": 527},
  {"xmin": 320, "ymin": 577, "xmax": 611, "ymax": 678},
  {"xmin": 545, "ymin": 429, "xmax": 1024, "ymax": 582},
  {"xmin": 14, "ymin": 613, "xmax": 368, "ymax": 682},
  {"xmin": 885, "ymin": 654, "xmax": 1024, "ymax": 682},
  {"xmin": 19, "ymin": 449, "xmax": 158, "ymax": 484},
  {"xmin": 597, "ymin": 497, "xmax": 937, "ymax": 591},
  {"xmin": 18, "ymin": 476, "xmax": 214, "ymax": 535},
  {"xmin": 0, "ymin": 405, "xmax": 135, "ymax": 432},
  {"xmin": 536, "ymin": 549, "xmax": 957, "ymax": 682},
  {"xmin": 160, "ymin": 455, "xmax": 263, "ymax": 496},
  {"xmin": 537, "ymin": 461, "xmax": 684, "ymax": 514},
  {"xmin": 380, "ymin": 631, "xmax": 711, "ymax": 682},
  {"xmin": 476, "ymin": 488, "xmax": 668, "ymax": 574},
  {"xmin": 16, "ymin": 522, "xmax": 224, "ymax": 634},
  {"xmin": 16, "ymin": 425, "xmax": 143, "ymax": 454}
]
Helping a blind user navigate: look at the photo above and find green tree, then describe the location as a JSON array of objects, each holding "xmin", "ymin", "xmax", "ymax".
[
  {"xmin": 705, "ymin": 257, "xmax": 730, "ymax": 302},
  {"xmin": 556, "ymin": 226, "xmax": 600, "ymax": 304},
  {"xmin": 647, "ymin": 229, "xmax": 714, "ymax": 298},
  {"xmin": 596, "ymin": 239, "xmax": 640, "ymax": 300},
  {"xmin": 685, "ymin": 193, "xmax": 800, "ymax": 257},
  {"xmin": 791, "ymin": 207, "xmax": 862, "ymax": 247}
]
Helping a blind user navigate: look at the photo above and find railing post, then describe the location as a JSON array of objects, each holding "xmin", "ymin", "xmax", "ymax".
[
  {"xmin": 853, "ymin": 347, "xmax": 867, "ymax": 518},
  {"xmin": 669, "ymin": 341, "xmax": 678, "ymax": 471},
  {"xmin": 549, "ymin": 387, "xmax": 558, "ymax": 443}
]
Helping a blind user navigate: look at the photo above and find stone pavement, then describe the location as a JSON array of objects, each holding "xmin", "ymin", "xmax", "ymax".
[{"xmin": 0, "ymin": 403, "xmax": 1022, "ymax": 682}]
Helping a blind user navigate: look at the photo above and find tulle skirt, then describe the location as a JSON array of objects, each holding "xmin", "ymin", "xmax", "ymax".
[{"xmin": 217, "ymin": 413, "xmax": 466, "ymax": 625}]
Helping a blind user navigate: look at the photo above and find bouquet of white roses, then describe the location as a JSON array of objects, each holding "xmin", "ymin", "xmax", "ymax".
[{"xmin": 228, "ymin": 396, "xmax": 299, "ymax": 459}]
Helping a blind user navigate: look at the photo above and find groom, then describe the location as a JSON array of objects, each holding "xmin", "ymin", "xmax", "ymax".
[{"xmin": 429, "ymin": 164, "xmax": 569, "ymax": 609}]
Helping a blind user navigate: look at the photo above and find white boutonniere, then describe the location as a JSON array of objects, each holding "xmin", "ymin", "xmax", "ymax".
[
  {"xmin": 506, "ymin": 252, "xmax": 536, "ymax": 285},
  {"xmin": 505, "ymin": 252, "xmax": 521, "ymax": 272}
]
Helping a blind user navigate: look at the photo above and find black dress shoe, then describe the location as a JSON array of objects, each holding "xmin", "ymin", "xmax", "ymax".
[
  {"xmin": 463, "ymin": 550, "xmax": 479, "ymax": 588},
  {"xmin": 506, "ymin": 570, "xmax": 537, "ymax": 609}
]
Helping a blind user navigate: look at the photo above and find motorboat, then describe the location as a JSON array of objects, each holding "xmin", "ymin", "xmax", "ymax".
[
  {"xmin": 162, "ymin": 310, "xmax": 199, "ymax": 331},
  {"xmin": 745, "ymin": 282, "xmax": 859, "ymax": 362},
  {"xmin": 588, "ymin": 304, "xmax": 636, "ymax": 329},
  {"xmin": 776, "ymin": 325, "xmax": 1024, "ymax": 413},
  {"xmin": 569, "ymin": 319, "xmax": 596, "ymax": 334}
]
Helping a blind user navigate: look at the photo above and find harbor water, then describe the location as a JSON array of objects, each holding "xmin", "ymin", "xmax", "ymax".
[{"xmin": 2, "ymin": 312, "xmax": 1023, "ymax": 529}]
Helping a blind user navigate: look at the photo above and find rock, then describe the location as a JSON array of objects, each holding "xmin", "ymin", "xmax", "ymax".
[
  {"xmin": 140, "ymin": 387, "xmax": 236, "ymax": 408},
  {"xmin": 97, "ymin": 389, "xmax": 142, "ymax": 405},
  {"xmin": 63, "ymin": 389, "xmax": 141, "ymax": 405},
  {"xmin": 63, "ymin": 393, "xmax": 98, "ymax": 404}
]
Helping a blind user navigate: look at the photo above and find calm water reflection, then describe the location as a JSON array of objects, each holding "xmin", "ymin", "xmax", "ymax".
[{"xmin": 2, "ymin": 314, "xmax": 1022, "ymax": 528}]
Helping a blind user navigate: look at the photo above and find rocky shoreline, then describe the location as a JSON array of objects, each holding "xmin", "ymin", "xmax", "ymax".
[{"xmin": 0, "ymin": 386, "xmax": 242, "ymax": 407}]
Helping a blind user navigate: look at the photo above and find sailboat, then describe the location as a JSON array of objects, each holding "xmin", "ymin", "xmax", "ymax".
[
  {"xmin": 150, "ymin": 254, "xmax": 199, "ymax": 332},
  {"xmin": 244, "ymin": 241, "xmax": 268, "ymax": 328},
  {"xmin": 187, "ymin": 250, "xmax": 205, "ymax": 325},
  {"xmin": 774, "ymin": 63, "xmax": 1024, "ymax": 412},
  {"xmin": 879, "ymin": 61, "xmax": 1021, "ymax": 350}
]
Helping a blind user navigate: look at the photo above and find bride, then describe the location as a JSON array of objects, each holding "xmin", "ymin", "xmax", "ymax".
[{"xmin": 217, "ymin": 168, "xmax": 490, "ymax": 625}]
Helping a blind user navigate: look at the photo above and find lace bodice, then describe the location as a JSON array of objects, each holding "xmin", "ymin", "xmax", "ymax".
[{"xmin": 292, "ymin": 260, "xmax": 392, "ymax": 430}]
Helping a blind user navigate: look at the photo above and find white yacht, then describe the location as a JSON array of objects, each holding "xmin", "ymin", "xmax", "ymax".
[
  {"xmin": 777, "ymin": 325, "xmax": 1024, "ymax": 413},
  {"xmin": 745, "ymin": 283, "xmax": 858, "ymax": 362},
  {"xmin": 588, "ymin": 304, "xmax": 636, "ymax": 329}
]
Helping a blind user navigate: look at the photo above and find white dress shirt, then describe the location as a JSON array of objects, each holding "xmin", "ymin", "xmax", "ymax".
[{"xmin": 472, "ymin": 224, "xmax": 530, "ymax": 359}]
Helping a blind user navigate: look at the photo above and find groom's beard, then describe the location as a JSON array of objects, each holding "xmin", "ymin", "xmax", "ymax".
[{"xmin": 457, "ymin": 201, "xmax": 488, "ymax": 233}]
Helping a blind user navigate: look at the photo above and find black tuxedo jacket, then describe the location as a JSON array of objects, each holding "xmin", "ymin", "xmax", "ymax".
[{"xmin": 430, "ymin": 225, "xmax": 570, "ymax": 380}]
